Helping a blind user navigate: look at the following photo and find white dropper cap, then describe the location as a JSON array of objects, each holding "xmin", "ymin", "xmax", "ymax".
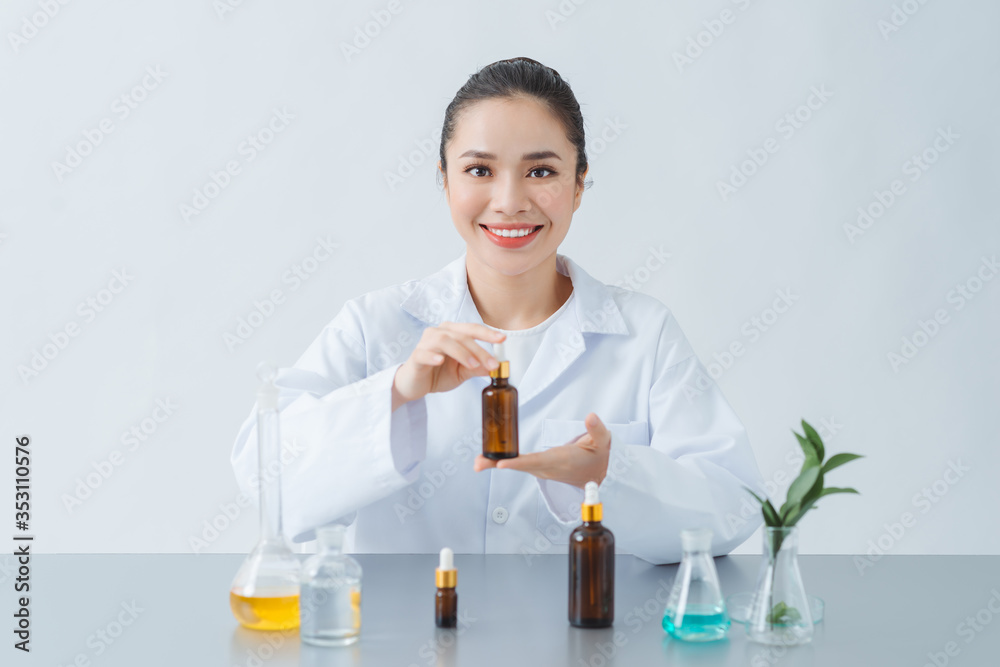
[
  {"xmin": 256, "ymin": 361, "xmax": 279, "ymax": 410},
  {"xmin": 584, "ymin": 481, "xmax": 600, "ymax": 505},
  {"xmin": 493, "ymin": 339, "xmax": 507, "ymax": 362},
  {"xmin": 438, "ymin": 547, "xmax": 454, "ymax": 571},
  {"xmin": 680, "ymin": 527, "xmax": 713, "ymax": 552}
]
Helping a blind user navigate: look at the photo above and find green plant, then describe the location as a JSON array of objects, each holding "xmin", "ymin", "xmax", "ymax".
[
  {"xmin": 746, "ymin": 419, "xmax": 863, "ymax": 627},
  {"xmin": 747, "ymin": 419, "xmax": 863, "ymax": 532}
]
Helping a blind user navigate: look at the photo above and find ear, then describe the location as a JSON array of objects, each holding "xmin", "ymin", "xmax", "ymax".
[{"xmin": 573, "ymin": 167, "xmax": 588, "ymax": 212}]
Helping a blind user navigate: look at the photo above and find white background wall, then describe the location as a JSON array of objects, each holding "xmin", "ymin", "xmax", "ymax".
[{"xmin": 1, "ymin": 0, "xmax": 997, "ymax": 556}]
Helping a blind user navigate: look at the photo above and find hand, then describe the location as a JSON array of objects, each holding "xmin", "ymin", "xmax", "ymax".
[
  {"xmin": 392, "ymin": 322, "xmax": 506, "ymax": 410},
  {"xmin": 474, "ymin": 412, "xmax": 612, "ymax": 488}
]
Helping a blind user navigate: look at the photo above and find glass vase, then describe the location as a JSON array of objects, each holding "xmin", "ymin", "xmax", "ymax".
[{"xmin": 746, "ymin": 526, "xmax": 813, "ymax": 645}]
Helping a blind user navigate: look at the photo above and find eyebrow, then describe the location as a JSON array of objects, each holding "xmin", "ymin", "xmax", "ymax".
[{"xmin": 458, "ymin": 149, "xmax": 562, "ymax": 161}]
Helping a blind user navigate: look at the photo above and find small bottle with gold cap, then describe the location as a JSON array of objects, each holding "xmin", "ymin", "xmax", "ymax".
[
  {"xmin": 435, "ymin": 547, "xmax": 458, "ymax": 628},
  {"xmin": 482, "ymin": 340, "xmax": 518, "ymax": 460},
  {"xmin": 569, "ymin": 481, "xmax": 615, "ymax": 628}
]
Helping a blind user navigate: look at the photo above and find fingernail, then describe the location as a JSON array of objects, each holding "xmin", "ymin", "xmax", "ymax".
[{"xmin": 467, "ymin": 356, "xmax": 480, "ymax": 368}]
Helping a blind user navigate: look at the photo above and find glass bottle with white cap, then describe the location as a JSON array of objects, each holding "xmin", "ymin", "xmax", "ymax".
[{"xmin": 662, "ymin": 528, "xmax": 731, "ymax": 641}]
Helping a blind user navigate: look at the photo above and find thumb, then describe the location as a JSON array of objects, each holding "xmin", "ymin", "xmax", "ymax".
[{"xmin": 585, "ymin": 412, "xmax": 609, "ymax": 442}]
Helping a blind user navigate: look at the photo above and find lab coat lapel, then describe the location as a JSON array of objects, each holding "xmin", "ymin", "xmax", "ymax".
[{"xmin": 516, "ymin": 255, "xmax": 629, "ymax": 407}]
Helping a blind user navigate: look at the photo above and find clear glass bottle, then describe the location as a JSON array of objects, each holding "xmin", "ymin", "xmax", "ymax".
[
  {"xmin": 229, "ymin": 362, "xmax": 302, "ymax": 630},
  {"xmin": 746, "ymin": 526, "xmax": 813, "ymax": 645},
  {"xmin": 299, "ymin": 524, "xmax": 362, "ymax": 646},
  {"xmin": 662, "ymin": 528, "xmax": 730, "ymax": 642}
]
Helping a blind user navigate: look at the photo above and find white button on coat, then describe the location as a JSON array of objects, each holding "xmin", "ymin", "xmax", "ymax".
[
  {"xmin": 492, "ymin": 507, "xmax": 509, "ymax": 524},
  {"xmin": 230, "ymin": 253, "xmax": 766, "ymax": 565}
]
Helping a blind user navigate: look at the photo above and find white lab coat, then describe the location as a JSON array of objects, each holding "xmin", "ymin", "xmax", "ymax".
[{"xmin": 231, "ymin": 253, "xmax": 765, "ymax": 565}]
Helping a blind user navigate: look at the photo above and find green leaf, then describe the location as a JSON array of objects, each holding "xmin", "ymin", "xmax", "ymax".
[
  {"xmin": 819, "ymin": 486, "xmax": 859, "ymax": 497},
  {"xmin": 785, "ymin": 462, "xmax": 820, "ymax": 511},
  {"xmin": 794, "ymin": 431, "xmax": 820, "ymax": 466},
  {"xmin": 821, "ymin": 453, "xmax": 864, "ymax": 475},
  {"xmin": 746, "ymin": 488, "xmax": 782, "ymax": 527},
  {"xmin": 783, "ymin": 498, "xmax": 818, "ymax": 527},
  {"xmin": 767, "ymin": 602, "xmax": 802, "ymax": 625},
  {"xmin": 801, "ymin": 420, "xmax": 825, "ymax": 463}
]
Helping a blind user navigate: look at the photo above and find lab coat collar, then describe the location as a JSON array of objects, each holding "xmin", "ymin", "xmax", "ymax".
[
  {"xmin": 400, "ymin": 252, "xmax": 629, "ymax": 336},
  {"xmin": 401, "ymin": 253, "xmax": 629, "ymax": 406}
]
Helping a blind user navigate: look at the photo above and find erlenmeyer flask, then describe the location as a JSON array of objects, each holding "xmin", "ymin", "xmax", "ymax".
[
  {"xmin": 662, "ymin": 528, "xmax": 730, "ymax": 642},
  {"xmin": 229, "ymin": 362, "xmax": 301, "ymax": 630}
]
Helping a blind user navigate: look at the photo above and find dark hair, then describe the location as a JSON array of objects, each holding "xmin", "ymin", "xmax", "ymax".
[{"xmin": 437, "ymin": 57, "xmax": 592, "ymax": 191}]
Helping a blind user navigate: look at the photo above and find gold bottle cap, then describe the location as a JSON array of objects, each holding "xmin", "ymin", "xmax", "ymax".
[
  {"xmin": 436, "ymin": 547, "xmax": 457, "ymax": 588},
  {"xmin": 581, "ymin": 481, "xmax": 603, "ymax": 522},
  {"xmin": 489, "ymin": 360, "xmax": 509, "ymax": 379}
]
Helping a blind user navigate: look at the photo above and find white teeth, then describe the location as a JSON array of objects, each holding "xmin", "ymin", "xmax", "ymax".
[{"xmin": 486, "ymin": 226, "xmax": 536, "ymax": 238}]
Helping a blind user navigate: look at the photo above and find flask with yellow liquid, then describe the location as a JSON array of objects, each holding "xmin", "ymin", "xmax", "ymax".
[{"xmin": 229, "ymin": 362, "xmax": 301, "ymax": 630}]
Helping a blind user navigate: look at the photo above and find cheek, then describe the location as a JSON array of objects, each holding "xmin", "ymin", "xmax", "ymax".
[{"xmin": 536, "ymin": 179, "xmax": 576, "ymax": 217}]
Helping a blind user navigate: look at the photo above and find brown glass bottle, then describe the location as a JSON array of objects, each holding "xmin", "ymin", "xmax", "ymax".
[
  {"xmin": 435, "ymin": 547, "xmax": 457, "ymax": 628},
  {"xmin": 568, "ymin": 482, "xmax": 614, "ymax": 628},
  {"xmin": 482, "ymin": 360, "xmax": 518, "ymax": 460}
]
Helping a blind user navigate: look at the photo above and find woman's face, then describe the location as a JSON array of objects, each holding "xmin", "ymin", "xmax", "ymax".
[{"xmin": 440, "ymin": 96, "xmax": 586, "ymax": 277}]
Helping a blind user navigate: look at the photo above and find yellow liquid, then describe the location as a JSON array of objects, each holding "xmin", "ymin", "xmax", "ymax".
[{"xmin": 230, "ymin": 592, "xmax": 300, "ymax": 630}]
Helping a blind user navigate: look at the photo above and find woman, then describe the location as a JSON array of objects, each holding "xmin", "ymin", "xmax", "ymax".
[{"xmin": 231, "ymin": 57, "xmax": 765, "ymax": 565}]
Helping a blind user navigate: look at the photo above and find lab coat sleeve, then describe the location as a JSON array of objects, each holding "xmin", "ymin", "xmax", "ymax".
[
  {"xmin": 230, "ymin": 311, "xmax": 428, "ymax": 544},
  {"xmin": 537, "ymin": 311, "xmax": 766, "ymax": 565},
  {"xmin": 599, "ymin": 314, "xmax": 765, "ymax": 564}
]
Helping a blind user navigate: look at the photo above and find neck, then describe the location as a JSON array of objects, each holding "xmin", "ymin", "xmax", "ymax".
[{"xmin": 466, "ymin": 252, "xmax": 573, "ymax": 330}]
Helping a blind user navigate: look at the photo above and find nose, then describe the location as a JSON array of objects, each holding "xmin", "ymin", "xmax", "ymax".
[{"xmin": 491, "ymin": 173, "xmax": 531, "ymax": 217}]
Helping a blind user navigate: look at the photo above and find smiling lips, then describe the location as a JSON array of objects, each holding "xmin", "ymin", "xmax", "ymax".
[{"xmin": 480, "ymin": 224, "xmax": 543, "ymax": 248}]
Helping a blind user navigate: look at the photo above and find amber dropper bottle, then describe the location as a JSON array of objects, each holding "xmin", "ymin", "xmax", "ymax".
[
  {"xmin": 569, "ymin": 481, "xmax": 615, "ymax": 628},
  {"xmin": 435, "ymin": 547, "xmax": 458, "ymax": 628},
  {"xmin": 482, "ymin": 340, "xmax": 518, "ymax": 460}
]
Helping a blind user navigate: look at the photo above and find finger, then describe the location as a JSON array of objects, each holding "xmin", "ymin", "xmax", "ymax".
[
  {"xmin": 473, "ymin": 455, "xmax": 498, "ymax": 472},
  {"xmin": 425, "ymin": 330, "xmax": 491, "ymax": 371},
  {"xmin": 585, "ymin": 412, "xmax": 609, "ymax": 443},
  {"xmin": 495, "ymin": 450, "xmax": 555, "ymax": 475},
  {"xmin": 437, "ymin": 329, "xmax": 501, "ymax": 371},
  {"xmin": 412, "ymin": 348, "xmax": 446, "ymax": 367}
]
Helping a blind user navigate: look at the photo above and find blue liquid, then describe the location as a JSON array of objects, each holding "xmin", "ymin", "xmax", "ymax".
[{"xmin": 662, "ymin": 605, "xmax": 730, "ymax": 642}]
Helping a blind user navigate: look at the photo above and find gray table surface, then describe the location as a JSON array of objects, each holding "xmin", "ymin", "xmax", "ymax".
[{"xmin": 20, "ymin": 554, "xmax": 1000, "ymax": 666}]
